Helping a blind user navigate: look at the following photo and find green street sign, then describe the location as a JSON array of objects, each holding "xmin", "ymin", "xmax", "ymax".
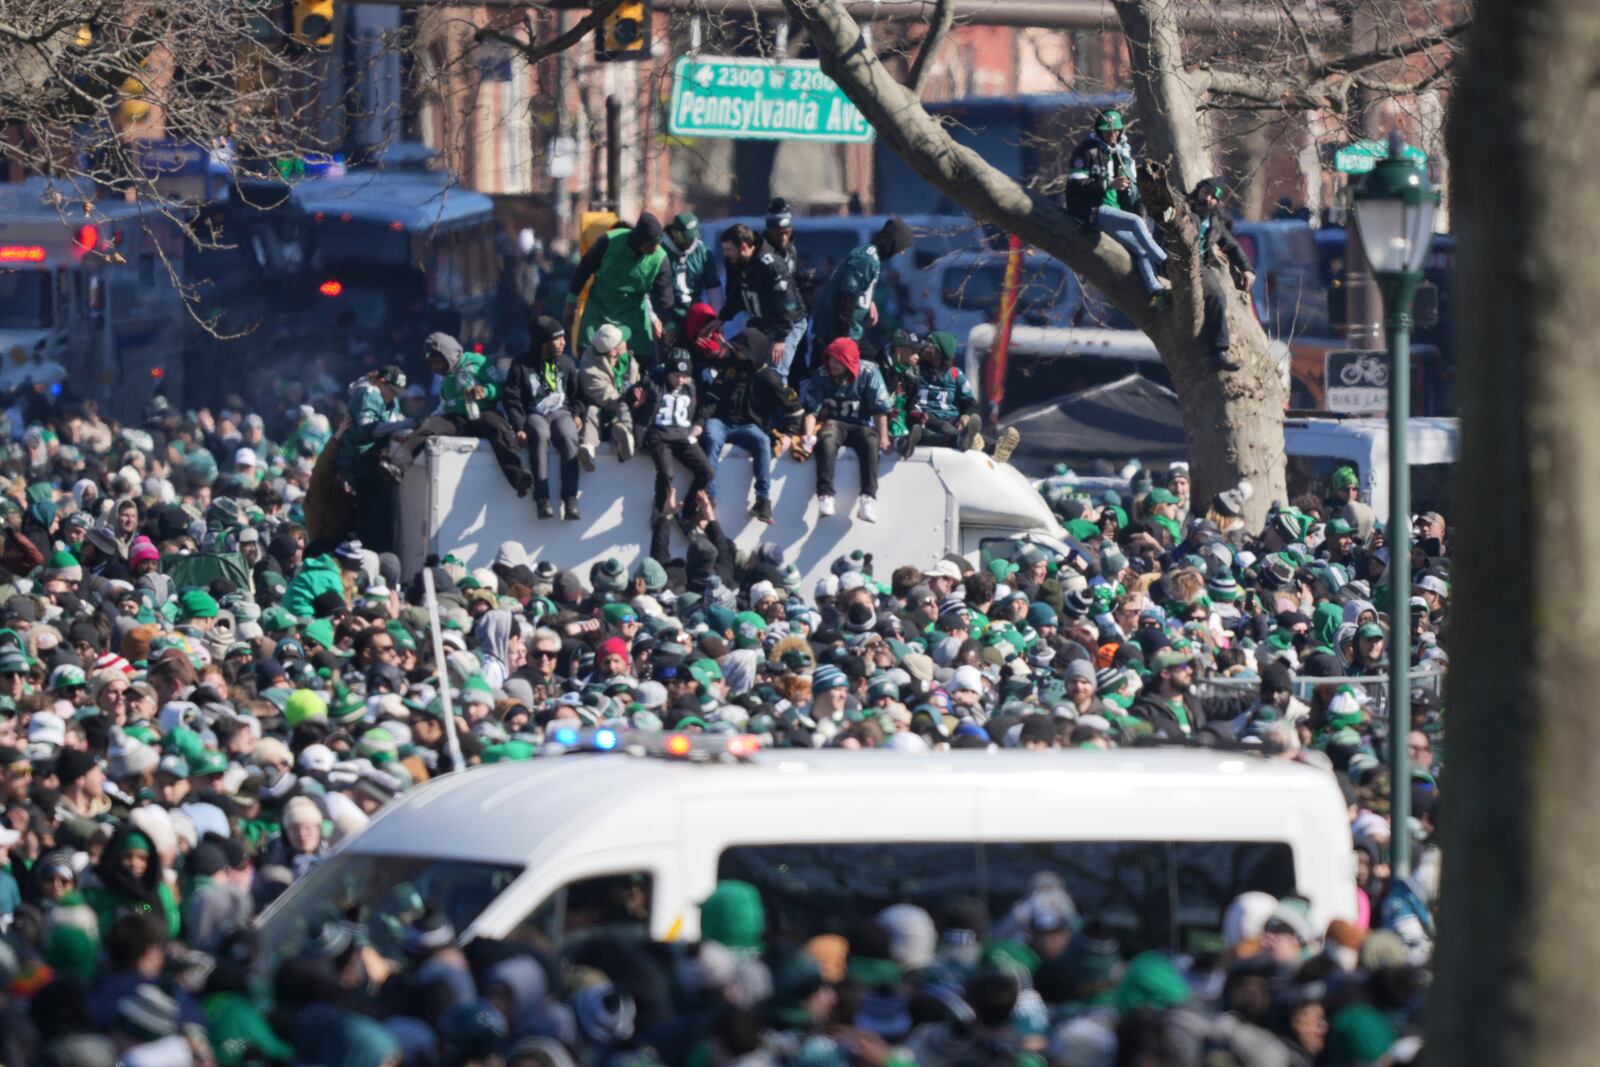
[
  {"xmin": 1333, "ymin": 139, "xmax": 1427, "ymax": 175},
  {"xmin": 668, "ymin": 56, "xmax": 875, "ymax": 143}
]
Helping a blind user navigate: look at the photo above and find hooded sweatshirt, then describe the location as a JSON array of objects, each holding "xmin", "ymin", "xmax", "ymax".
[
  {"xmin": 701, "ymin": 329, "xmax": 804, "ymax": 433},
  {"xmin": 800, "ymin": 338, "xmax": 891, "ymax": 427}
]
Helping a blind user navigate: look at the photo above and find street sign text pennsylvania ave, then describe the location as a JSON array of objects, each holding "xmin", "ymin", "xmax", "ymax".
[{"xmin": 668, "ymin": 56, "xmax": 874, "ymax": 143}]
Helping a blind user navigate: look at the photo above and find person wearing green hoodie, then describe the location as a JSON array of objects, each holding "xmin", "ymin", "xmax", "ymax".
[
  {"xmin": 383, "ymin": 332, "xmax": 532, "ymax": 495},
  {"xmin": 282, "ymin": 553, "xmax": 344, "ymax": 619},
  {"xmin": 84, "ymin": 827, "xmax": 179, "ymax": 940}
]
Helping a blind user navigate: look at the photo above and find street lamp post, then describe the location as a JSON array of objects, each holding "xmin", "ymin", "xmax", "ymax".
[{"xmin": 1352, "ymin": 131, "xmax": 1440, "ymax": 879}]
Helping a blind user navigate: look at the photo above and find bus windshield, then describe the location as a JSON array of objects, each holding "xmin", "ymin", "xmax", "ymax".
[{"xmin": 0, "ymin": 270, "xmax": 51, "ymax": 329}]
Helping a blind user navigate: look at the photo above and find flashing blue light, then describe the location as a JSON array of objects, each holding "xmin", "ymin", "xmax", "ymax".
[
  {"xmin": 594, "ymin": 728, "xmax": 618, "ymax": 750},
  {"xmin": 50, "ymin": 382, "xmax": 63, "ymax": 396},
  {"xmin": 552, "ymin": 726, "xmax": 579, "ymax": 747}
]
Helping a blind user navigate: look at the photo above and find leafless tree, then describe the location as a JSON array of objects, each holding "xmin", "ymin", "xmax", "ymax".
[{"xmin": 779, "ymin": 0, "xmax": 1467, "ymax": 525}]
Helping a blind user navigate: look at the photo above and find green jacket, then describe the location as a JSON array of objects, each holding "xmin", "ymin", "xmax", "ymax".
[
  {"xmin": 206, "ymin": 990, "xmax": 295, "ymax": 1067},
  {"xmin": 84, "ymin": 881, "xmax": 180, "ymax": 941},
  {"xmin": 440, "ymin": 351, "xmax": 498, "ymax": 418},
  {"xmin": 812, "ymin": 243, "xmax": 883, "ymax": 346},
  {"xmin": 577, "ymin": 227, "xmax": 669, "ymax": 359},
  {"xmin": 282, "ymin": 554, "xmax": 345, "ymax": 619},
  {"xmin": 663, "ymin": 236, "xmax": 721, "ymax": 327},
  {"xmin": 338, "ymin": 378, "xmax": 403, "ymax": 477}
]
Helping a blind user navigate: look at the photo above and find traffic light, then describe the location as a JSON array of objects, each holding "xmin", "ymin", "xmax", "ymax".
[
  {"xmin": 595, "ymin": 2, "xmax": 649, "ymax": 63},
  {"xmin": 292, "ymin": 0, "xmax": 335, "ymax": 47}
]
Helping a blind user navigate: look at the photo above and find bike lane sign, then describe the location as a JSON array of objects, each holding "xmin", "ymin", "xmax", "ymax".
[{"xmin": 1324, "ymin": 349, "xmax": 1389, "ymax": 413}]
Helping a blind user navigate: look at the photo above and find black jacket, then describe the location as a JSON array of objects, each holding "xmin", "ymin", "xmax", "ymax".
[
  {"xmin": 722, "ymin": 239, "xmax": 804, "ymax": 338},
  {"xmin": 1191, "ymin": 204, "xmax": 1252, "ymax": 282},
  {"xmin": 701, "ymin": 330, "xmax": 804, "ymax": 433},
  {"xmin": 1129, "ymin": 686, "xmax": 1255, "ymax": 742},
  {"xmin": 502, "ymin": 353, "xmax": 581, "ymax": 427}
]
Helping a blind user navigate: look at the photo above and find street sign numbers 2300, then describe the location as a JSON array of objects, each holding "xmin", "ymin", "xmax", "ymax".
[{"xmin": 712, "ymin": 65, "xmax": 832, "ymax": 92}]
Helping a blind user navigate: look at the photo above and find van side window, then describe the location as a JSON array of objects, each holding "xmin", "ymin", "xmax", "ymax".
[
  {"xmin": 982, "ymin": 841, "xmax": 1296, "ymax": 956},
  {"xmin": 719, "ymin": 843, "xmax": 982, "ymax": 940},
  {"xmin": 516, "ymin": 871, "xmax": 652, "ymax": 948},
  {"xmin": 718, "ymin": 840, "xmax": 1294, "ymax": 955}
]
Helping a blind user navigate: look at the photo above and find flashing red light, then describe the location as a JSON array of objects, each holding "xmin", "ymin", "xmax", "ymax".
[
  {"xmin": 150, "ymin": 367, "xmax": 165, "ymax": 379},
  {"xmin": 665, "ymin": 734, "xmax": 691, "ymax": 756},
  {"xmin": 389, "ymin": 220, "xmax": 405, "ymax": 231},
  {"xmin": 313, "ymin": 212, "xmax": 326, "ymax": 222},
  {"xmin": 73, "ymin": 224, "xmax": 99, "ymax": 252},
  {"xmin": 726, "ymin": 735, "xmax": 761, "ymax": 758},
  {"xmin": 340, "ymin": 212, "xmax": 353, "ymax": 222},
  {"xmin": 472, "ymin": 342, "xmax": 484, "ymax": 353},
  {"xmin": 0, "ymin": 246, "xmax": 46, "ymax": 263},
  {"xmin": 318, "ymin": 279, "xmax": 344, "ymax": 297}
]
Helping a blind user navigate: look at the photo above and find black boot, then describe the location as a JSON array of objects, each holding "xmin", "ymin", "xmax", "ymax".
[
  {"xmin": 751, "ymin": 497, "xmax": 774, "ymax": 524},
  {"xmin": 563, "ymin": 496, "xmax": 580, "ymax": 521},
  {"xmin": 536, "ymin": 497, "xmax": 555, "ymax": 519}
]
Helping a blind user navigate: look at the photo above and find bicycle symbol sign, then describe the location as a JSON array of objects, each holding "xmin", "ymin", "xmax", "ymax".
[{"xmin": 1324, "ymin": 350, "xmax": 1390, "ymax": 414}]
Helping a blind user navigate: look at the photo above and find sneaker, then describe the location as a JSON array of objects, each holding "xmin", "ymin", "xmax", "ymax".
[
  {"xmin": 992, "ymin": 427, "xmax": 1020, "ymax": 464},
  {"xmin": 536, "ymin": 497, "xmax": 555, "ymax": 520},
  {"xmin": 577, "ymin": 443, "xmax": 596, "ymax": 471},
  {"xmin": 611, "ymin": 423, "xmax": 634, "ymax": 462},
  {"xmin": 751, "ymin": 498, "xmax": 774, "ymax": 524},
  {"xmin": 896, "ymin": 425, "xmax": 922, "ymax": 459},
  {"xmin": 562, "ymin": 496, "xmax": 580, "ymax": 521},
  {"xmin": 817, "ymin": 494, "xmax": 836, "ymax": 517},
  {"xmin": 971, "ymin": 433, "xmax": 985, "ymax": 453},
  {"xmin": 857, "ymin": 495, "xmax": 878, "ymax": 523},
  {"xmin": 956, "ymin": 418, "xmax": 980, "ymax": 452}
]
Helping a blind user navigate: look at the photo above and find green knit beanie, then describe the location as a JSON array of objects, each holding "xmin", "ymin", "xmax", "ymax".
[
  {"xmin": 1112, "ymin": 951, "xmax": 1190, "ymax": 1015},
  {"xmin": 700, "ymin": 879, "xmax": 765, "ymax": 951}
]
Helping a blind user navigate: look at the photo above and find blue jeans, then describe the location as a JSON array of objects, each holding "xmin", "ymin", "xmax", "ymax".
[
  {"xmin": 702, "ymin": 417, "xmax": 772, "ymax": 501},
  {"xmin": 776, "ymin": 319, "xmax": 808, "ymax": 378},
  {"xmin": 1098, "ymin": 206, "xmax": 1166, "ymax": 294}
]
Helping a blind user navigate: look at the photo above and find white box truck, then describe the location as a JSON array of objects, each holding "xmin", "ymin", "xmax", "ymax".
[{"xmin": 396, "ymin": 439, "xmax": 1062, "ymax": 591}]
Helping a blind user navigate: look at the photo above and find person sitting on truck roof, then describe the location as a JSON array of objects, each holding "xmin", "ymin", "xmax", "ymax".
[
  {"xmin": 902, "ymin": 331, "xmax": 1021, "ymax": 465},
  {"xmin": 1188, "ymin": 177, "xmax": 1256, "ymax": 371},
  {"xmin": 719, "ymin": 223, "xmax": 805, "ymax": 377},
  {"xmin": 565, "ymin": 212, "xmax": 674, "ymax": 372},
  {"xmin": 661, "ymin": 212, "xmax": 723, "ymax": 345},
  {"xmin": 808, "ymin": 218, "xmax": 914, "ymax": 369},
  {"xmin": 698, "ymin": 328, "xmax": 804, "ymax": 526},
  {"xmin": 640, "ymin": 349, "xmax": 713, "ymax": 518},
  {"xmin": 502, "ymin": 316, "xmax": 584, "ymax": 522},
  {"xmin": 383, "ymin": 333, "xmax": 533, "ymax": 498},
  {"xmin": 575, "ymin": 322, "xmax": 640, "ymax": 469},
  {"xmin": 1066, "ymin": 109, "xmax": 1170, "ymax": 306},
  {"xmin": 798, "ymin": 337, "xmax": 893, "ymax": 523}
]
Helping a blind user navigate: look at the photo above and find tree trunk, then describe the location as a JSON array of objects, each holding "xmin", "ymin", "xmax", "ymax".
[
  {"xmin": 1428, "ymin": 1, "xmax": 1600, "ymax": 1064},
  {"xmin": 782, "ymin": 0, "xmax": 1285, "ymax": 526}
]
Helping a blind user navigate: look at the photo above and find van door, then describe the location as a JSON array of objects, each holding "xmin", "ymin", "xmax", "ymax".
[{"xmin": 469, "ymin": 844, "xmax": 682, "ymax": 948}]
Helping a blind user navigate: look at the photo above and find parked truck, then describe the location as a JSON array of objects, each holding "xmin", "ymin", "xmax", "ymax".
[{"xmin": 396, "ymin": 440, "xmax": 1061, "ymax": 591}]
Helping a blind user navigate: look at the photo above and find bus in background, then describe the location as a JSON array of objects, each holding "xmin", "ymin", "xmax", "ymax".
[
  {"xmin": 291, "ymin": 163, "xmax": 500, "ymax": 363},
  {"xmin": 0, "ymin": 178, "xmax": 187, "ymax": 420},
  {"xmin": 874, "ymin": 93, "xmax": 1131, "ymax": 218}
]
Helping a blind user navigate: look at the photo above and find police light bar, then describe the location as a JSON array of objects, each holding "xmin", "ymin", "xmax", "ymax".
[
  {"xmin": 0, "ymin": 246, "xmax": 47, "ymax": 262},
  {"xmin": 543, "ymin": 726, "xmax": 760, "ymax": 762}
]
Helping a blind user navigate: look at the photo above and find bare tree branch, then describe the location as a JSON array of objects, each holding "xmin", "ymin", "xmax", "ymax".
[
  {"xmin": 473, "ymin": 0, "xmax": 629, "ymax": 67},
  {"xmin": 1310, "ymin": 18, "xmax": 1471, "ymax": 80},
  {"xmin": 905, "ymin": 0, "xmax": 954, "ymax": 94}
]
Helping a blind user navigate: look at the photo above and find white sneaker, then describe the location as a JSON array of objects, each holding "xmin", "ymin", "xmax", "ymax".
[
  {"xmin": 857, "ymin": 495, "xmax": 878, "ymax": 522},
  {"xmin": 578, "ymin": 443, "xmax": 596, "ymax": 471},
  {"xmin": 817, "ymin": 494, "xmax": 836, "ymax": 517}
]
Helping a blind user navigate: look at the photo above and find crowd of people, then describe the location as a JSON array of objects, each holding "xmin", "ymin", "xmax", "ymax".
[
  {"xmin": 0, "ymin": 356, "xmax": 1445, "ymax": 1065},
  {"xmin": 337, "ymin": 202, "xmax": 1023, "ymax": 551}
]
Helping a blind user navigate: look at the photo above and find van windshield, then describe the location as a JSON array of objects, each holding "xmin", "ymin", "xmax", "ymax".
[
  {"xmin": 258, "ymin": 852, "xmax": 522, "ymax": 963},
  {"xmin": 720, "ymin": 839, "xmax": 1295, "ymax": 956}
]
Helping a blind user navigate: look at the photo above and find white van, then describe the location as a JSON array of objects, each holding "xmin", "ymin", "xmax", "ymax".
[
  {"xmin": 258, "ymin": 748, "xmax": 1356, "ymax": 960},
  {"xmin": 396, "ymin": 440, "xmax": 1061, "ymax": 594},
  {"xmin": 1283, "ymin": 416, "xmax": 1458, "ymax": 523}
]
